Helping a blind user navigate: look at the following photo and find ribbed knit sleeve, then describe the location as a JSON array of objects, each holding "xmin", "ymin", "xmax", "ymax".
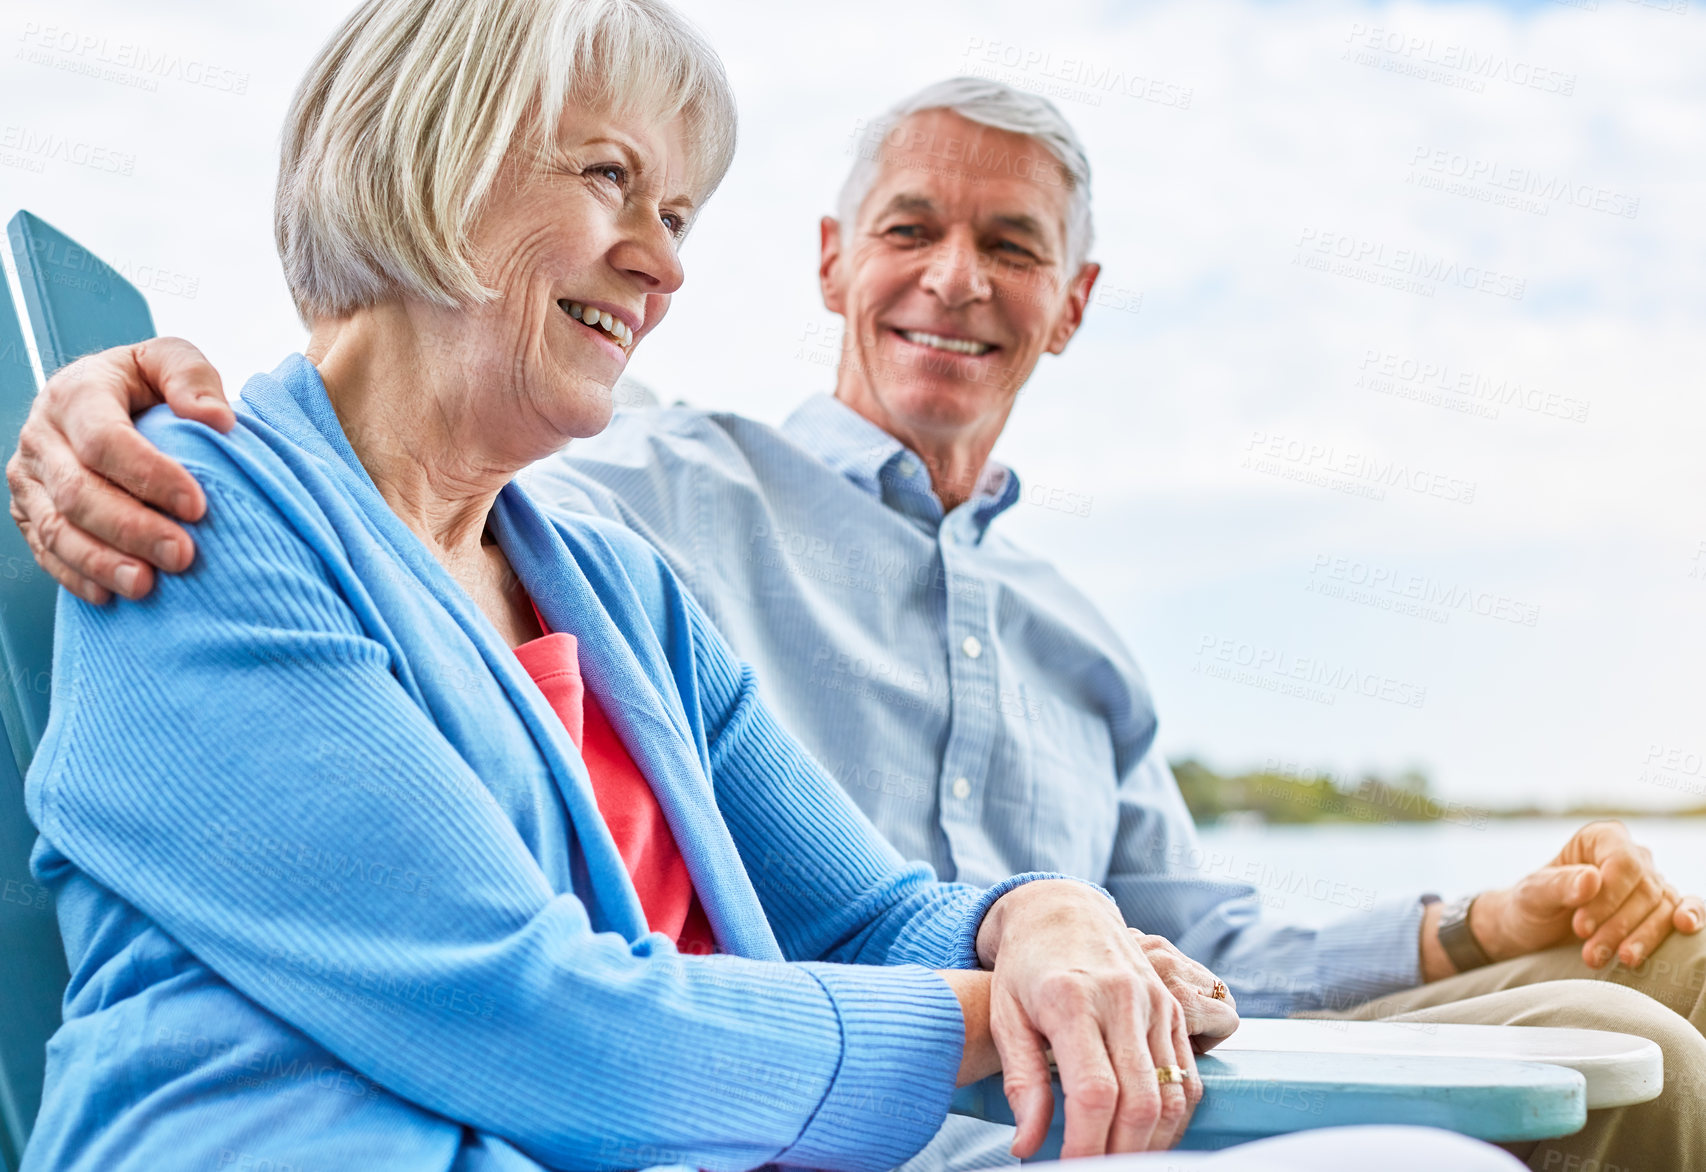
[{"xmin": 27, "ymin": 423, "xmax": 956, "ymax": 1172}]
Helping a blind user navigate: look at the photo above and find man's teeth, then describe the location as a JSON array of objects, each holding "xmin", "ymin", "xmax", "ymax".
[
  {"xmin": 564, "ymin": 301, "xmax": 633, "ymax": 348},
  {"xmin": 899, "ymin": 330, "xmax": 992, "ymax": 356}
]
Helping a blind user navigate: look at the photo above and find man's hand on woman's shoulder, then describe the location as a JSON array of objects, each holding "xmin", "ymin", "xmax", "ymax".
[{"xmin": 7, "ymin": 337, "xmax": 230, "ymax": 604}]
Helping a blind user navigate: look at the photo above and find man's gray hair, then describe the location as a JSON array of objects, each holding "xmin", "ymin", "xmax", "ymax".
[
  {"xmin": 836, "ymin": 76, "xmax": 1094, "ymax": 271},
  {"xmin": 276, "ymin": 0, "xmax": 736, "ymax": 323}
]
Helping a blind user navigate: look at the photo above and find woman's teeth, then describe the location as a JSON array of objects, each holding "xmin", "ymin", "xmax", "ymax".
[
  {"xmin": 899, "ymin": 329, "xmax": 993, "ymax": 356},
  {"xmin": 563, "ymin": 300, "xmax": 633, "ymax": 348}
]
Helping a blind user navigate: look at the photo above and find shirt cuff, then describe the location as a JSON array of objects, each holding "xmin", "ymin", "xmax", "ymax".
[
  {"xmin": 1300, "ymin": 892, "xmax": 1429, "ymax": 1013},
  {"xmin": 778, "ymin": 963, "xmax": 966, "ymax": 1172}
]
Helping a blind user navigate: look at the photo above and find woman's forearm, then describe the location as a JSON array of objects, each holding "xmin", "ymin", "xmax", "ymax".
[{"xmin": 937, "ymin": 969, "xmax": 1001, "ymax": 1085}]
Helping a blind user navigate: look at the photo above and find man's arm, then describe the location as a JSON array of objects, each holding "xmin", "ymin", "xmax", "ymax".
[
  {"xmin": 1420, "ymin": 820, "xmax": 1705, "ymax": 979},
  {"xmin": 1108, "ymin": 749, "xmax": 1705, "ymax": 1006},
  {"xmin": 6, "ymin": 338, "xmax": 232, "ymax": 602}
]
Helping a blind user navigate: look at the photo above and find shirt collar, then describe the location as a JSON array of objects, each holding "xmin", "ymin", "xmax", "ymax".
[{"xmin": 781, "ymin": 394, "xmax": 1021, "ymax": 540}]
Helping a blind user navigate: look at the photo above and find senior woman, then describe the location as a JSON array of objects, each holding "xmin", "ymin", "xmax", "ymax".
[
  {"xmin": 19, "ymin": 1, "xmax": 1227, "ymax": 1169},
  {"xmin": 16, "ymin": 3, "xmax": 1528, "ymax": 1172}
]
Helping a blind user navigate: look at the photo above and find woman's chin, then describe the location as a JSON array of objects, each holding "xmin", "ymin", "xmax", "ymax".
[{"xmin": 550, "ymin": 381, "xmax": 619, "ymax": 440}]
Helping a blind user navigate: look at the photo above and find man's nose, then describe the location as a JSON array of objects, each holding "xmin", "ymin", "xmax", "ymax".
[{"xmin": 920, "ymin": 237, "xmax": 991, "ymax": 307}]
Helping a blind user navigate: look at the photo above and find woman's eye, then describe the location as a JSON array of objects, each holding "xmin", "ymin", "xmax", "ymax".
[
  {"xmin": 661, "ymin": 213, "xmax": 686, "ymax": 237},
  {"xmin": 591, "ymin": 164, "xmax": 627, "ymax": 186}
]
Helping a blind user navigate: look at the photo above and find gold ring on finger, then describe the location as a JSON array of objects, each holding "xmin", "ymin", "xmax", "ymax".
[
  {"xmin": 1209, "ymin": 979, "xmax": 1229, "ymax": 1001},
  {"xmin": 1156, "ymin": 1065, "xmax": 1187, "ymax": 1085}
]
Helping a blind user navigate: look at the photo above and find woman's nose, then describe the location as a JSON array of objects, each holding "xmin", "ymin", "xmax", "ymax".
[{"xmin": 613, "ymin": 214, "xmax": 685, "ymax": 296}]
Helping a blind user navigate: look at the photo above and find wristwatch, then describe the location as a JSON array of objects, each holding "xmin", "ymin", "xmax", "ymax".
[{"xmin": 1434, "ymin": 894, "xmax": 1494, "ymax": 973}]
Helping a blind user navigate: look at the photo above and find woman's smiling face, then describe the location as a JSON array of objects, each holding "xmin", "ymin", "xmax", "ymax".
[{"xmin": 450, "ymin": 104, "xmax": 698, "ymax": 445}]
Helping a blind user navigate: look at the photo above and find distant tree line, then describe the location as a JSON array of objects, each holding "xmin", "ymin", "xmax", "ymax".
[{"xmin": 1169, "ymin": 759, "xmax": 1702, "ymax": 826}]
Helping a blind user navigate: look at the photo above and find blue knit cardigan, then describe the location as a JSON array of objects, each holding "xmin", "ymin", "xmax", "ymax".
[{"xmin": 23, "ymin": 355, "xmax": 1047, "ymax": 1172}]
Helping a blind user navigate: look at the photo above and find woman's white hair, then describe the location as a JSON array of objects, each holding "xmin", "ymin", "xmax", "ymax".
[
  {"xmin": 276, "ymin": 0, "xmax": 736, "ymax": 322},
  {"xmin": 837, "ymin": 77, "xmax": 1094, "ymax": 272}
]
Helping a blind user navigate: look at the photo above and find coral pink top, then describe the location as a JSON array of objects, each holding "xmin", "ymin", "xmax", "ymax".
[{"xmin": 514, "ymin": 612, "xmax": 716, "ymax": 956}]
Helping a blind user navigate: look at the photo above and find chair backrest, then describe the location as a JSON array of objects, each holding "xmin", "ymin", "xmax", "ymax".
[{"xmin": 0, "ymin": 210, "xmax": 155, "ymax": 1171}]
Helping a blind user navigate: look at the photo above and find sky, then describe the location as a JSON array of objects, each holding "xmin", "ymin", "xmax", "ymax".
[{"xmin": 1, "ymin": 0, "xmax": 1702, "ymax": 812}]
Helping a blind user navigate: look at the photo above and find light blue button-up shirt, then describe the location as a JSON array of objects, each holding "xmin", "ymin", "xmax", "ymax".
[{"xmin": 521, "ymin": 394, "xmax": 1429, "ymax": 1020}]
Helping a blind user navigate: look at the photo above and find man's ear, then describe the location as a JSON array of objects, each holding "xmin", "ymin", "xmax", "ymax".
[
  {"xmin": 819, "ymin": 216, "xmax": 846, "ymax": 315},
  {"xmin": 1046, "ymin": 261, "xmax": 1101, "ymax": 355}
]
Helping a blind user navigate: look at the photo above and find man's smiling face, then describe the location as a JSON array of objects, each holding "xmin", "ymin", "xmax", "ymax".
[{"xmin": 820, "ymin": 107, "xmax": 1099, "ymax": 463}]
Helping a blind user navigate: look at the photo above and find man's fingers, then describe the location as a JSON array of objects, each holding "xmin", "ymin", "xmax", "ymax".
[
  {"xmin": 1573, "ymin": 851, "xmax": 1646, "ymax": 940},
  {"xmin": 1616, "ymin": 894, "xmax": 1681, "ymax": 968},
  {"xmin": 1675, "ymin": 895, "xmax": 1704, "ymax": 934},
  {"xmin": 36, "ymin": 504, "xmax": 158, "ymax": 600},
  {"xmin": 1533, "ymin": 864, "xmax": 1602, "ymax": 910},
  {"xmin": 130, "ymin": 337, "xmax": 232, "ymax": 432},
  {"xmin": 55, "ymin": 391, "xmax": 208, "ymax": 524},
  {"xmin": 1580, "ymin": 875, "xmax": 1664, "ymax": 968},
  {"xmin": 35, "ymin": 540, "xmax": 111, "ymax": 606},
  {"xmin": 28, "ymin": 419, "xmax": 196, "ymax": 574},
  {"xmin": 13, "ymin": 469, "xmax": 153, "ymax": 599}
]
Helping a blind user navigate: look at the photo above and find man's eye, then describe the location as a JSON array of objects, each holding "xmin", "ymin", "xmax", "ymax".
[
  {"xmin": 994, "ymin": 240, "xmax": 1036, "ymax": 259},
  {"xmin": 885, "ymin": 224, "xmax": 923, "ymax": 239}
]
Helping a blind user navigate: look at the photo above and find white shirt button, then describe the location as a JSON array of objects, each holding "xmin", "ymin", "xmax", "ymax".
[
  {"xmin": 951, "ymin": 776, "xmax": 972, "ymax": 800},
  {"xmin": 961, "ymin": 635, "xmax": 983, "ymax": 659}
]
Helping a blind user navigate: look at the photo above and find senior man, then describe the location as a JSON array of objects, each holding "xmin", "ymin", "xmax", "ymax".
[{"xmin": 11, "ymin": 78, "xmax": 1706, "ymax": 1170}]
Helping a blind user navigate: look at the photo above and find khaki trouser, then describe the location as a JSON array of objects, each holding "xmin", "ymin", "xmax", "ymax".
[{"xmin": 1302, "ymin": 928, "xmax": 1706, "ymax": 1172}]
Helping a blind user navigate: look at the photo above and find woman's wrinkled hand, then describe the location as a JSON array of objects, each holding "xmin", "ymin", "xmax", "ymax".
[
  {"xmin": 1129, "ymin": 931, "xmax": 1239, "ymax": 1053},
  {"xmin": 975, "ymin": 879, "xmax": 1203, "ymax": 1159}
]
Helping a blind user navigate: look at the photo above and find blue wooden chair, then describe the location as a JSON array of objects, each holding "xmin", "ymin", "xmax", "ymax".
[
  {"xmin": 0, "ymin": 210, "xmax": 1664, "ymax": 1168},
  {"xmin": 0, "ymin": 210, "xmax": 155, "ymax": 1172}
]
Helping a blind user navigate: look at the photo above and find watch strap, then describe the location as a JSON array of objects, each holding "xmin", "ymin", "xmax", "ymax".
[{"xmin": 1437, "ymin": 895, "xmax": 1494, "ymax": 973}]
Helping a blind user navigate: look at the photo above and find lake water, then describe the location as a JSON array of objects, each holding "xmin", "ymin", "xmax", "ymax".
[{"xmin": 1194, "ymin": 818, "xmax": 1706, "ymax": 928}]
